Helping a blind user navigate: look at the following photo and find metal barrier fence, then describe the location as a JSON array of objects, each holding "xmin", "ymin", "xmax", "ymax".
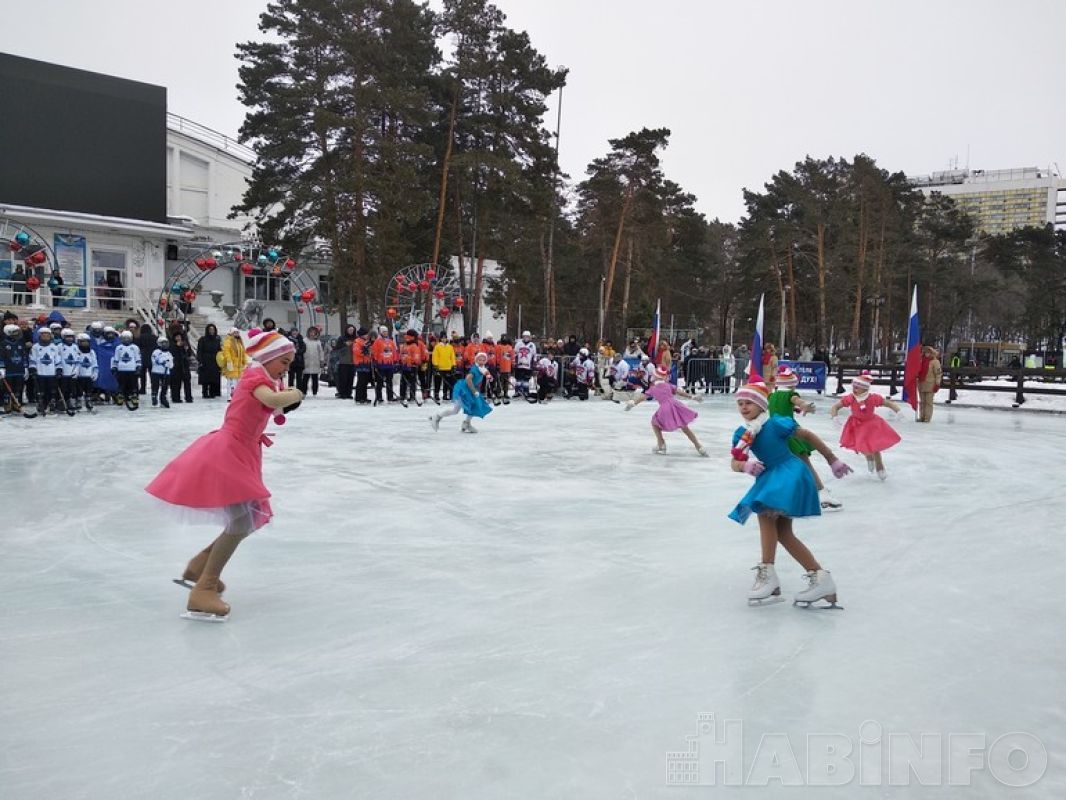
[{"xmin": 0, "ymin": 278, "xmax": 143, "ymax": 311}]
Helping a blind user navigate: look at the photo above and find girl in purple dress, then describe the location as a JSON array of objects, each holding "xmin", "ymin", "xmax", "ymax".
[{"xmin": 625, "ymin": 366, "xmax": 708, "ymax": 456}]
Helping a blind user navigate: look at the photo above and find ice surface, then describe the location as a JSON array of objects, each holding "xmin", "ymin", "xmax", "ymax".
[{"xmin": 2, "ymin": 391, "xmax": 1064, "ymax": 799}]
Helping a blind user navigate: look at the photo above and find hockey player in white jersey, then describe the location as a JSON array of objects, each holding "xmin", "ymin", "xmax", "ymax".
[
  {"xmin": 58, "ymin": 328, "xmax": 79, "ymax": 409},
  {"xmin": 534, "ymin": 355, "xmax": 558, "ymax": 403},
  {"xmin": 112, "ymin": 329, "xmax": 142, "ymax": 410},
  {"xmin": 513, "ymin": 331, "xmax": 537, "ymax": 398},
  {"xmin": 570, "ymin": 348, "xmax": 597, "ymax": 401},
  {"xmin": 602, "ymin": 352, "xmax": 631, "ymax": 402},
  {"xmin": 150, "ymin": 336, "xmax": 174, "ymax": 408},
  {"xmin": 73, "ymin": 333, "xmax": 99, "ymax": 412},
  {"xmin": 29, "ymin": 327, "xmax": 62, "ymax": 416}
]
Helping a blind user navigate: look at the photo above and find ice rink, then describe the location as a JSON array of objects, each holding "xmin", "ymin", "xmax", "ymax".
[{"xmin": 2, "ymin": 391, "xmax": 1063, "ymax": 799}]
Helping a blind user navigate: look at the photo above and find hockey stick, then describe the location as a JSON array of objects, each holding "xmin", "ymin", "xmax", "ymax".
[
  {"xmin": 2, "ymin": 376, "xmax": 37, "ymax": 418},
  {"xmin": 54, "ymin": 375, "xmax": 77, "ymax": 416}
]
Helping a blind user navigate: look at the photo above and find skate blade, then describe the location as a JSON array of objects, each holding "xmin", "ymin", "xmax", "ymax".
[
  {"xmin": 180, "ymin": 610, "xmax": 229, "ymax": 622},
  {"xmin": 748, "ymin": 595, "xmax": 785, "ymax": 607},
  {"xmin": 820, "ymin": 503, "xmax": 844, "ymax": 512},
  {"xmin": 793, "ymin": 598, "xmax": 844, "ymax": 610},
  {"xmin": 172, "ymin": 578, "xmax": 195, "ymax": 589}
]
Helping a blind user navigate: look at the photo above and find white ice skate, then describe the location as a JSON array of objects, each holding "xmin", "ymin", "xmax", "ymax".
[
  {"xmin": 429, "ymin": 414, "xmax": 440, "ymax": 432},
  {"xmin": 652, "ymin": 444, "xmax": 667, "ymax": 455},
  {"xmin": 876, "ymin": 469, "xmax": 887, "ymax": 482},
  {"xmin": 461, "ymin": 419, "xmax": 478, "ymax": 434},
  {"xmin": 696, "ymin": 446, "xmax": 709, "ymax": 457},
  {"xmin": 748, "ymin": 563, "xmax": 783, "ymax": 606},
  {"xmin": 794, "ymin": 569, "xmax": 842, "ymax": 610},
  {"xmin": 819, "ymin": 488, "xmax": 843, "ymax": 512}
]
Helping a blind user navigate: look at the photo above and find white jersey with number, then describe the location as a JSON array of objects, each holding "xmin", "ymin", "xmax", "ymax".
[{"xmin": 514, "ymin": 341, "xmax": 537, "ymax": 369}]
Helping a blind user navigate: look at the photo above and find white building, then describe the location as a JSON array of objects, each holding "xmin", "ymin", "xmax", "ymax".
[{"xmin": 908, "ymin": 166, "xmax": 1066, "ymax": 235}]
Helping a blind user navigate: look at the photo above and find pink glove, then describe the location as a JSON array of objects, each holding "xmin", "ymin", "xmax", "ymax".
[
  {"xmin": 742, "ymin": 459, "xmax": 765, "ymax": 476},
  {"xmin": 830, "ymin": 459, "xmax": 852, "ymax": 478}
]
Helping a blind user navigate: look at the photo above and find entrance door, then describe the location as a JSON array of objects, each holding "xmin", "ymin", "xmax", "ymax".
[{"xmin": 91, "ymin": 250, "xmax": 128, "ymax": 311}]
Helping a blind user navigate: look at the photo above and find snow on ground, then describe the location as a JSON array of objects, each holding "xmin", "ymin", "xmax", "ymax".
[{"xmin": 2, "ymin": 391, "xmax": 1064, "ymax": 799}]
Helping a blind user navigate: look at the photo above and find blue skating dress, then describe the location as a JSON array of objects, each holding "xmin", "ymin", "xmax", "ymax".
[
  {"xmin": 454, "ymin": 366, "xmax": 493, "ymax": 419},
  {"xmin": 728, "ymin": 416, "xmax": 820, "ymax": 524}
]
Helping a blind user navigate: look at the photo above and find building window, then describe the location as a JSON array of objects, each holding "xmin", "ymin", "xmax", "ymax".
[{"xmin": 243, "ymin": 275, "xmax": 291, "ymax": 302}]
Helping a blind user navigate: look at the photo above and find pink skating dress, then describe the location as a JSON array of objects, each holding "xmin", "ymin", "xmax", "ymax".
[
  {"xmin": 146, "ymin": 363, "xmax": 280, "ymax": 531},
  {"xmin": 646, "ymin": 380, "xmax": 697, "ymax": 431},
  {"xmin": 839, "ymin": 392, "xmax": 901, "ymax": 455}
]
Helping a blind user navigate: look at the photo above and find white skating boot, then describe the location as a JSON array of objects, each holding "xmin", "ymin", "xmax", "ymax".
[
  {"xmin": 748, "ymin": 563, "xmax": 783, "ymax": 606},
  {"xmin": 696, "ymin": 446, "xmax": 709, "ymax": 457},
  {"xmin": 876, "ymin": 468, "xmax": 887, "ymax": 481},
  {"xmin": 819, "ymin": 488, "xmax": 843, "ymax": 512},
  {"xmin": 461, "ymin": 419, "xmax": 478, "ymax": 434},
  {"xmin": 652, "ymin": 443, "xmax": 667, "ymax": 455},
  {"xmin": 794, "ymin": 569, "xmax": 842, "ymax": 609},
  {"xmin": 429, "ymin": 414, "xmax": 440, "ymax": 432},
  {"xmin": 866, "ymin": 456, "xmax": 875, "ymax": 473}
]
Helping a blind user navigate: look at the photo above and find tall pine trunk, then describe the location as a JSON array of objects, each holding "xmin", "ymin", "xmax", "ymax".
[
  {"xmin": 602, "ymin": 185, "xmax": 634, "ymax": 336},
  {"xmin": 816, "ymin": 222, "xmax": 828, "ymax": 349}
]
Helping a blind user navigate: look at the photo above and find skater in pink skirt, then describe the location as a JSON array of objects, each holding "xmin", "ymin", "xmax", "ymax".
[
  {"xmin": 146, "ymin": 330, "xmax": 304, "ymax": 620},
  {"xmin": 828, "ymin": 370, "xmax": 902, "ymax": 480},
  {"xmin": 625, "ymin": 366, "xmax": 708, "ymax": 456}
]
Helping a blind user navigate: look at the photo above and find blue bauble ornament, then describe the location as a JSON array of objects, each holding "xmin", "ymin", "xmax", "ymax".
[
  {"xmin": 268, "ymin": 249, "xmax": 279, "ymax": 260},
  {"xmin": 15, "ymin": 231, "xmax": 30, "ymax": 245},
  {"xmin": 257, "ymin": 254, "xmax": 268, "ymax": 265}
]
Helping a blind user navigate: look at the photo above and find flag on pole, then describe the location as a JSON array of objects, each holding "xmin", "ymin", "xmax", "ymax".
[
  {"xmin": 748, "ymin": 294, "xmax": 765, "ymax": 380},
  {"xmin": 902, "ymin": 286, "xmax": 921, "ymax": 410},
  {"xmin": 647, "ymin": 299, "xmax": 661, "ymax": 364}
]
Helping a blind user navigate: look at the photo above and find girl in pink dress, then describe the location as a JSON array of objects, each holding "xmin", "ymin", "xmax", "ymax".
[
  {"xmin": 828, "ymin": 370, "xmax": 902, "ymax": 480},
  {"xmin": 625, "ymin": 366, "xmax": 708, "ymax": 456},
  {"xmin": 146, "ymin": 330, "xmax": 304, "ymax": 620}
]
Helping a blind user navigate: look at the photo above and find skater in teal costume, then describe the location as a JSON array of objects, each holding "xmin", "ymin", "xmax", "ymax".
[{"xmin": 429, "ymin": 350, "xmax": 493, "ymax": 433}]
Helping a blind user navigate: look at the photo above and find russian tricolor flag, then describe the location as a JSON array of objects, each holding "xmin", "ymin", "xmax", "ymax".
[
  {"xmin": 647, "ymin": 299, "xmax": 661, "ymax": 363},
  {"xmin": 902, "ymin": 286, "xmax": 921, "ymax": 410},
  {"xmin": 748, "ymin": 294, "xmax": 764, "ymax": 380}
]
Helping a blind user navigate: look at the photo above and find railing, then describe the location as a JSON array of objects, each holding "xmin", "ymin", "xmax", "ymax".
[
  {"xmin": 167, "ymin": 113, "xmax": 256, "ymax": 163},
  {"xmin": 829, "ymin": 362, "xmax": 1066, "ymax": 407},
  {"xmin": 0, "ymin": 279, "xmax": 140, "ymax": 311}
]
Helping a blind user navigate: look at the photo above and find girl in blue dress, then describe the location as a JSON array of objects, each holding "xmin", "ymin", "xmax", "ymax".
[
  {"xmin": 729, "ymin": 382, "xmax": 852, "ymax": 608},
  {"xmin": 429, "ymin": 350, "xmax": 493, "ymax": 433}
]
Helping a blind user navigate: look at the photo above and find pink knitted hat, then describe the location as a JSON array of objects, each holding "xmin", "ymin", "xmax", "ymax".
[
  {"xmin": 245, "ymin": 330, "xmax": 295, "ymax": 364},
  {"xmin": 776, "ymin": 366, "xmax": 798, "ymax": 388}
]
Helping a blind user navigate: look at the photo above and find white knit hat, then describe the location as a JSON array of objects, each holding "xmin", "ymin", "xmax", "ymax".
[{"xmin": 851, "ymin": 371, "xmax": 873, "ymax": 390}]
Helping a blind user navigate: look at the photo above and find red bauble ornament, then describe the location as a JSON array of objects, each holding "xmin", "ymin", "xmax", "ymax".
[
  {"xmin": 301, "ymin": 288, "xmax": 316, "ymax": 302},
  {"xmin": 407, "ymin": 281, "xmax": 417, "ymax": 293},
  {"xmin": 240, "ymin": 262, "xmax": 254, "ymax": 275},
  {"xmin": 194, "ymin": 258, "xmax": 207, "ymax": 270},
  {"xmin": 386, "ymin": 307, "xmax": 397, "ymax": 319},
  {"xmin": 8, "ymin": 241, "xmax": 21, "ymax": 253},
  {"xmin": 314, "ymin": 305, "xmax": 323, "ymax": 313},
  {"xmin": 33, "ymin": 251, "xmax": 47, "ymax": 265},
  {"xmin": 183, "ymin": 290, "xmax": 196, "ymax": 303},
  {"xmin": 439, "ymin": 307, "xmax": 450, "ymax": 318},
  {"xmin": 454, "ymin": 297, "xmax": 465, "ymax": 308},
  {"xmin": 425, "ymin": 268, "xmax": 436, "ymax": 281},
  {"xmin": 204, "ymin": 257, "xmax": 217, "ymax": 269},
  {"xmin": 26, "ymin": 276, "xmax": 41, "ymax": 290},
  {"xmin": 297, "ymin": 307, "xmax": 305, "ymax": 314},
  {"xmin": 419, "ymin": 280, "xmax": 430, "ymax": 291},
  {"xmin": 434, "ymin": 290, "xmax": 445, "ymax": 299},
  {"xmin": 285, "ymin": 259, "xmax": 296, "ymax": 270}
]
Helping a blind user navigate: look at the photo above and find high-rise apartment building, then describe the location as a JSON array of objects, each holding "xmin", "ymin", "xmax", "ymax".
[{"xmin": 908, "ymin": 166, "xmax": 1066, "ymax": 235}]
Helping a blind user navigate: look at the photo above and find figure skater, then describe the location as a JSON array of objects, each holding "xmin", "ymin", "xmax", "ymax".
[
  {"xmin": 625, "ymin": 366, "xmax": 707, "ymax": 456},
  {"xmin": 828, "ymin": 370, "xmax": 902, "ymax": 480},
  {"xmin": 768, "ymin": 365, "xmax": 842, "ymax": 511},
  {"xmin": 429, "ymin": 350, "xmax": 493, "ymax": 433},
  {"xmin": 146, "ymin": 330, "xmax": 303, "ymax": 620},
  {"xmin": 730, "ymin": 381, "xmax": 852, "ymax": 608}
]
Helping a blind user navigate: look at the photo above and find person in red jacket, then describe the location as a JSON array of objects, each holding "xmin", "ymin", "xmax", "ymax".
[
  {"xmin": 351, "ymin": 327, "xmax": 372, "ymax": 405},
  {"xmin": 399, "ymin": 329, "xmax": 427, "ymax": 407},
  {"xmin": 370, "ymin": 325, "xmax": 398, "ymax": 405},
  {"xmin": 495, "ymin": 334, "xmax": 514, "ymax": 405}
]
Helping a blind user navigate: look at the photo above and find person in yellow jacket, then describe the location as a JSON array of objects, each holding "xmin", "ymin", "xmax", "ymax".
[
  {"xmin": 431, "ymin": 334, "xmax": 457, "ymax": 403},
  {"xmin": 216, "ymin": 327, "xmax": 249, "ymax": 400}
]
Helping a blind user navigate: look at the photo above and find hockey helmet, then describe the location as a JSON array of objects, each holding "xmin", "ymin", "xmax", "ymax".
[
  {"xmin": 76, "ymin": 332, "xmax": 91, "ymax": 342},
  {"xmin": 61, "ymin": 328, "xmax": 75, "ymax": 339},
  {"xmin": 119, "ymin": 330, "xmax": 133, "ymax": 341},
  {"xmin": 38, "ymin": 328, "xmax": 53, "ymax": 339},
  {"xmin": 90, "ymin": 321, "xmax": 104, "ymax": 332},
  {"xmin": 3, "ymin": 324, "xmax": 19, "ymax": 337},
  {"xmin": 157, "ymin": 336, "xmax": 170, "ymax": 347}
]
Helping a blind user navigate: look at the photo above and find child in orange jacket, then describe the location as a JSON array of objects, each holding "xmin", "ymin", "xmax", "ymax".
[
  {"xmin": 399, "ymin": 329, "xmax": 427, "ymax": 407},
  {"xmin": 370, "ymin": 325, "xmax": 398, "ymax": 405},
  {"xmin": 495, "ymin": 335, "xmax": 514, "ymax": 405}
]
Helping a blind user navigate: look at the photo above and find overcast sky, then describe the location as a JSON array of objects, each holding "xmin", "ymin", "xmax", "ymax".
[{"xmin": 4, "ymin": 0, "xmax": 1064, "ymax": 222}]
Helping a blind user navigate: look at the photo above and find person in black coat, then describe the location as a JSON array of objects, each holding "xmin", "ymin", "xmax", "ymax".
[
  {"xmin": 169, "ymin": 331, "xmax": 194, "ymax": 403},
  {"xmin": 136, "ymin": 323, "xmax": 157, "ymax": 395},
  {"xmin": 196, "ymin": 323, "xmax": 222, "ymax": 398},
  {"xmin": 285, "ymin": 327, "xmax": 306, "ymax": 388}
]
